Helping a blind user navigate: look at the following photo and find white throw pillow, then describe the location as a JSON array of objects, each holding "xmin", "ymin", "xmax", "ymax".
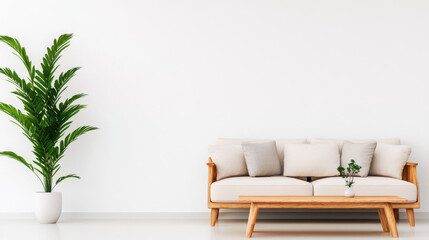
[
  {"xmin": 242, "ymin": 141, "xmax": 282, "ymax": 177},
  {"xmin": 341, "ymin": 141, "xmax": 377, "ymax": 177},
  {"xmin": 369, "ymin": 143, "xmax": 411, "ymax": 179},
  {"xmin": 208, "ymin": 144, "xmax": 248, "ymax": 180},
  {"xmin": 283, "ymin": 143, "xmax": 340, "ymax": 177}
]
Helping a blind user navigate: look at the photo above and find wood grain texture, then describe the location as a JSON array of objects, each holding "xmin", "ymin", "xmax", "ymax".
[
  {"xmin": 391, "ymin": 202, "xmax": 419, "ymax": 208},
  {"xmin": 250, "ymin": 202, "xmax": 388, "ymax": 209},
  {"xmin": 207, "ymin": 157, "xmax": 216, "ymax": 207},
  {"xmin": 378, "ymin": 208, "xmax": 389, "ymax": 232},
  {"xmin": 406, "ymin": 208, "xmax": 415, "ymax": 227},
  {"xmin": 208, "ymin": 202, "xmax": 251, "ymax": 208},
  {"xmin": 393, "ymin": 208, "xmax": 399, "ymax": 221},
  {"xmin": 399, "ymin": 162, "xmax": 420, "ymax": 226},
  {"xmin": 405, "ymin": 163, "xmax": 420, "ymax": 207},
  {"xmin": 241, "ymin": 201, "xmax": 402, "ymax": 238},
  {"xmin": 384, "ymin": 203, "xmax": 399, "ymax": 238},
  {"xmin": 246, "ymin": 203, "xmax": 259, "ymax": 238},
  {"xmin": 238, "ymin": 196, "xmax": 408, "ymax": 204},
  {"xmin": 405, "ymin": 162, "xmax": 418, "ymax": 167},
  {"xmin": 210, "ymin": 208, "xmax": 219, "ymax": 227}
]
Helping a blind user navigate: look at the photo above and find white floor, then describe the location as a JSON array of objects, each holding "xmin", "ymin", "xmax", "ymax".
[{"xmin": 0, "ymin": 217, "xmax": 427, "ymax": 240}]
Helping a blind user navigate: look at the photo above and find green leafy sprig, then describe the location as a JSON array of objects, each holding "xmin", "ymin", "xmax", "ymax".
[{"xmin": 337, "ymin": 159, "xmax": 362, "ymax": 188}]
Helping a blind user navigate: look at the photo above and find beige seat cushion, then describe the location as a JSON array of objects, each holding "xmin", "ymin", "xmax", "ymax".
[
  {"xmin": 312, "ymin": 176, "xmax": 417, "ymax": 202},
  {"xmin": 210, "ymin": 176, "xmax": 313, "ymax": 202}
]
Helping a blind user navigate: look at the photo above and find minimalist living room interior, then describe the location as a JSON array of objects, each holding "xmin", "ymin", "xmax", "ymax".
[{"xmin": 0, "ymin": 1, "xmax": 428, "ymax": 240}]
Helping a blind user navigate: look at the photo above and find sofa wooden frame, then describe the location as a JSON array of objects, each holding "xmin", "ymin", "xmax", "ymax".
[{"xmin": 207, "ymin": 157, "xmax": 420, "ymax": 227}]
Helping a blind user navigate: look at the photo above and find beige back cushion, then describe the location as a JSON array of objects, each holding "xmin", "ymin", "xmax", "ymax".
[
  {"xmin": 310, "ymin": 138, "xmax": 402, "ymax": 180},
  {"xmin": 369, "ymin": 143, "xmax": 412, "ymax": 179},
  {"xmin": 242, "ymin": 141, "xmax": 282, "ymax": 177},
  {"xmin": 208, "ymin": 144, "xmax": 248, "ymax": 180},
  {"xmin": 341, "ymin": 141, "xmax": 377, "ymax": 177},
  {"xmin": 215, "ymin": 138, "xmax": 307, "ymax": 171},
  {"xmin": 310, "ymin": 138, "xmax": 400, "ymax": 152},
  {"xmin": 283, "ymin": 143, "xmax": 340, "ymax": 177}
]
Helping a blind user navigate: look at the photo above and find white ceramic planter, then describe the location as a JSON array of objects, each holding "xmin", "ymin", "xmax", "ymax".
[
  {"xmin": 345, "ymin": 187, "xmax": 355, "ymax": 198},
  {"xmin": 35, "ymin": 192, "xmax": 62, "ymax": 224}
]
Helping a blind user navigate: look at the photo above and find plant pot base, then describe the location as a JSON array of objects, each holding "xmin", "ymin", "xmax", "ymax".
[
  {"xmin": 35, "ymin": 192, "xmax": 62, "ymax": 224},
  {"xmin": 344, "ymin": 188, "xmax": 355, "ymax": 198}
]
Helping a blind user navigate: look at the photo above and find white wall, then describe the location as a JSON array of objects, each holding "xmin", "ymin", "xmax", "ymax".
[{"xmin": 0, "ymin": 0, "xmax": 428, "ymax": 213}]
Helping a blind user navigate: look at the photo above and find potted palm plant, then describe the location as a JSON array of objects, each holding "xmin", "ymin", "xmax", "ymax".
[{"xmin": 0, "ymin": 34, "xmax": 97, "ymax": 223}]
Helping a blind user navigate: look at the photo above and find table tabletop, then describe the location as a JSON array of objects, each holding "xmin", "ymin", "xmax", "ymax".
[{"xmin": 238, "ymin": 196, "xmax": 408, "ymax": 203}]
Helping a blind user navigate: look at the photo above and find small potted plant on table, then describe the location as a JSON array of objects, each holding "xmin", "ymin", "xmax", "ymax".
[{"xmin": 337, "ymin": 160, "xmax": 362, "ymax": 198}]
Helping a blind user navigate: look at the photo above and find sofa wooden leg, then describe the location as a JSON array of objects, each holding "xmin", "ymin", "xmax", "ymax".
[
  {"xmin": 394, "ymin": 208, "xmax": 399, "ymax": 221},
  {"xmin": 406, "ymin": 208, "xmax": 415, "ymax": 226},
  {"xmin": 211, "ymin": 208, "xmax": 219, "ymax": 226}
]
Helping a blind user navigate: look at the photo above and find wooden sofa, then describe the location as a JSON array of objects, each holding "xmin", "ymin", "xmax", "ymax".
[{"xmin": 207, "ymin": 158, "xmax": 419, "ymax": 227}]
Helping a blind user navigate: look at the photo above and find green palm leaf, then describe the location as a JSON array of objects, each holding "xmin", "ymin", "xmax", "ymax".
[
  {"xmin": 59, "ymin": 126, "xmax": 98, "ymax": 156},
  {"xmin": 0, "ymin": 34, "xmax": 97, "ymax": 192},
  {"xmin": 0, "ymin": 151, "xmax": 34, "ymax": 171},
  {"xmin": 0, "ymin": 36, "xmax": 35, "ymax": 80},
  {"xmin": 55, "ymin": 174, "xmax": 80, "ymax": 186}
]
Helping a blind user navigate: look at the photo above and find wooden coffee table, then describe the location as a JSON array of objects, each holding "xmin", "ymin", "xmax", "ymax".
[{"xmin": 238, "ymin": 196, "xmax": 408, "ymax": 238}]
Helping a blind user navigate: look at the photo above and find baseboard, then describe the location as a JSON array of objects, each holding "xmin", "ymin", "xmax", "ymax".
[{"xmin": 0, "ymin": 211, "xmax": 428, "ymax": 220}]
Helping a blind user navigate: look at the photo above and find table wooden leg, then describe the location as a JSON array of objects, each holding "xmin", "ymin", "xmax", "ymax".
[
  {"xmin": 246, "ymin": 203, "xmax": 259, "ymax": 238},
  {"xmin": 378, "ymin": 208, "xmax": 389, "ymax": 232},
  {"xmin": 384, "ymin": 203, "xmax": 399, "ymax": 238}
]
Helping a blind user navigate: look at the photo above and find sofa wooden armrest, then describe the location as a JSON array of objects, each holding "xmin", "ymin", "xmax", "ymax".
[
  {"xmin": 206, "ymin": 159, "xmax": 249, "ymax": 226},
  {"xmin": 403, "ymin": 162, "xmax": 418, "ymax": 185},
  {"xmin": 207, "ymin": 158, "xmax": 216, "ymax": 183},
  {"xmin": 207, "ymin": 158, "xmax": 217, "ymax": 206},
  {"xmin": 405, "ymin": 162, "xmax": 418, "ymax": 167},
  {"xmin": 390, "ymin": 162, "xmax": 419, "ymax": 226},
  {"xmin": 399, "ymin": 162, "xmax": 419, "ymax": 208}
]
